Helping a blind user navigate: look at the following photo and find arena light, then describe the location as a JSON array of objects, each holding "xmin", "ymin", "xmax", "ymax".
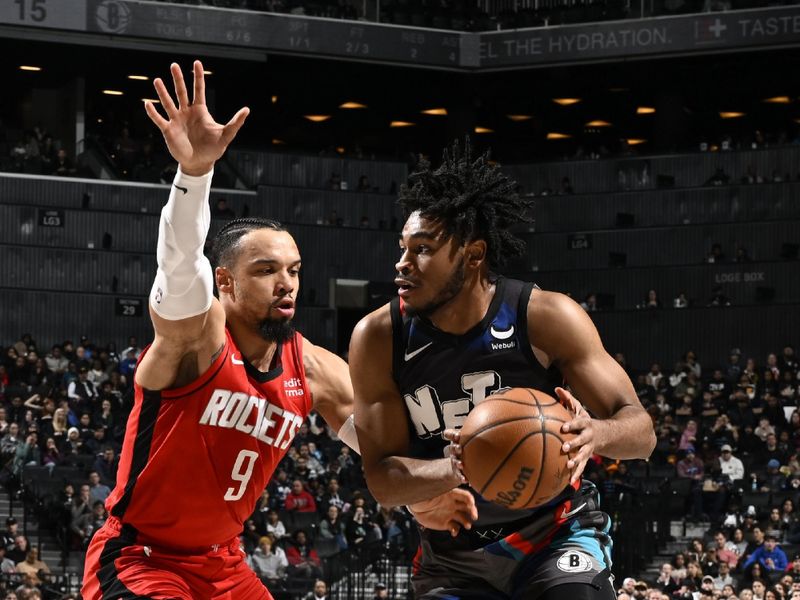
[
  {"xmin": 474, "ymin": 126, "xmax": 494, "ymax": 134},
  {"xmin": 141, "ymin": 98, "xmax": 160, "ymax": 104},
  {"xmin": 271, "ymin": 95, "xmax": 278, "ymax": 104},
  {"xmin": 103, "ymin": 90, "xmax": 124, "ymax": 96},
  {"xmin": 552, "ymin": 98, "xmax": 581, "ymax": 106},
  {"xmin": 609, "ymin": 87, "xmax": 628, "ymax": 92},
  {"xmin": 339, "ymin": 101, "xmax": 367, "ymax": 109},
  {"xmin": 637, "ymin": 106, "xmax": 656, "ymax": 114},
  {"xmin": 272, "ymin": 138, "xmax": 286, "ymax": 145},
  {"xmin": 585, "ymin": 120, "xmax": 612, "ymax": 127},
  {"xmin": 421, "ymin": 108, "xmax": 447, "ymax": 116},
  {"xmin": 546, "ymin": 132, "xmax": 572, "ymax": 140},
  {"xmin": 507, "ymin": 114, "xmax": 532, "ymax": 122},
  {"xmin": 128, "ymin": 75, "xmax": 149, "ymax": 81},
  {"xmin": 719, "ymin": 111, "xmax": 745, "ymax": 119},
  {"xmin": 336, "ymin": 147, "xmax": 346, "ymax": 154},
  {"xmin": 304, "ymin": 115, "xmax": 331, "ymax": 122},
  {"xmin": 390, "ymin": 121, "xmax": 415, "ymax": 128},
  {"xmin": 626, "ymin": 138, "xmax": 647, "ymax": 145},
  {"xmin": 19, "ymin": 65, "xmax": 42, "ymax": 72},
  {"xmin": 203, "ymin": 70, "xmax": 213, "ymax": 75},
  {"xmin": 763, "ymin": 96, "xmax": 791, "ymax": 104}
]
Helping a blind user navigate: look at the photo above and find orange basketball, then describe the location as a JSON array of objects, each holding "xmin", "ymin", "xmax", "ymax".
[{"xmin": 459, "ymin": 387, "xmax": 576, "ymax": 510}]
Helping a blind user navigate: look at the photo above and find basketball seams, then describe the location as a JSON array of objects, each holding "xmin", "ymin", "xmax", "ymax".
[
  {"xmin": 460, "ymin": 415, "xmax": 547, "ymax": 449},
  {"xmin": 462, "ymin": 387, "xmax": 575, "ymax": 509},
  {"xmin": 477, "ymin": 430, "xmax": 542, "ymax": 496}
]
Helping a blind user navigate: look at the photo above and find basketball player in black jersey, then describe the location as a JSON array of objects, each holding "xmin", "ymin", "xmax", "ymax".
[{"xmin": 350, "ymin": 141, "xmax": 656, "ymax": 600}]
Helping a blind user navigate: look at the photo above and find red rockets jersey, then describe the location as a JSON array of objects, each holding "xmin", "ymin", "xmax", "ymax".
[{"xmin": 106, "ymin": 328, "xmax": 312, "ymax": 550}]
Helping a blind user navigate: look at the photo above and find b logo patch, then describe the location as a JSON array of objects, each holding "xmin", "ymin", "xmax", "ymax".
[{"xmin": 556, "ymin": 551, "xmax": 594, "ymax": 573}]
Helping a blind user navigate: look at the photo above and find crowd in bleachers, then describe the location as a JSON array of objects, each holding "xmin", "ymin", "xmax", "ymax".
[
  {"xmin": 2, "ymin": 326, "xmax": 799, "ymax": 599},
  {"xmin": 0, "ymin": 332, "xmax": 416, "ymax": 599}
]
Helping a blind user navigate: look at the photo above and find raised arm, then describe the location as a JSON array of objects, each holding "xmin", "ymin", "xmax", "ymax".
[
  {"xmin": 530, "ymin": 290, "xmax": 656, "ymax": 481},
  {"xmin": 349, "ymin": 306, "xmax": 464, "ymax": 507},
  {"xmin": 136, "ymin": 61, "xmax": 249, "ymax": 391}
]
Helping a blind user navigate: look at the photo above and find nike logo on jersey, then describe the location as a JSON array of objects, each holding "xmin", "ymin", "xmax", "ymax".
[
  {"xmin": 559, "ymin": 502, "xmax": 587, "ymax": 520},
  {"xmin": 173, "ymin": 183, "xmax": 188, "ymax": 194},
  {"xmin": 404, "ymin": 342, "xmax": 433, "ymax": 362},
  {"xmin": 490, "ymin": 325, "xmax": 515, "ymax": 340},
  {"xmin": 231, "ymin": 354, "xmax": 245, "ymax": 365}
]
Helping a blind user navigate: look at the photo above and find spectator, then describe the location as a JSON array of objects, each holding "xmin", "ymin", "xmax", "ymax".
[
  {"xmin": 708, "ymin": 286, "xmax": 731, "ymax": 307},
  {"xmin": 212, "ymin": 198, "xmax": 235, "ymax": 219},
  {"xmin": 706, "ymin": 168, "xmax": 730, "ymax": 186},
  {"xmin": 14, "ymin": 548, "xmax": 49, "ymax": 586},
  {"xmin": 317, "ymin": 505, "xmax": 347, "ymax": 558},
  {"xmin": 303, "ymin": 579, "xmax": 328, "ymax": 600},
  {"xmin": 673, "ymin": 292, "xmax": 689, "ymax": 308},
  {"xmin": 0, "ymin": 545, "xmax": 15, "ymax": 575},
  {"xmin": 264, "ymin": 509, "xmax": 287, "ymax": 541},
  {"xmin": 284, "ymin": 480, "xmax": 317, "ymax": 513},
  {"xmin": 743, "ymin": 533, "xmax": 787, "ymax": 580},
  {"xmin": 579, "ymin": 293, "xmax": 598, "ymax": 312},
  {"xmin": 655, "ymin": 563, "xmax": 678, "ymax": 594},
  {"xmin": 286, "ymin": 530, "xmax": 322, "ymax": 580},
  {"xmin": 641, "ymin": 289, "xmax": 661, "ymax": 309},
  {"xmin": 345, "ymin": 505, "xmax": 380, "ymax": 547},
  {"xmin": 677, "ymin": 446, "xmax": 705, "ymax": 520},
  {"xmin": 51, "ymin": 148, "xmax": 76, "ymax": 176},
  {"xmin": 1, "ymin": 518, "xmax": 17, "ymax": 553},
  {"xmin": 357, "ymin": 175, "xmax": 371, "ymax": 192},
  {"xmin": 714, "ymin": 530, "xmax": 740, "ymax": 569},
  {"xmin": 248, "ymin": 535, "xmax": 287, "ymax": 587},
  {"xmin": 719, "ymin": 444, "xmax": 744, "ymax": 483},
  {"xmin": 372, "ymin": 582, "xmax": 389, "ymax": 600},
  {"xmin": 87, "ymin": 471, "xmax": 111, "ymax": 505}
]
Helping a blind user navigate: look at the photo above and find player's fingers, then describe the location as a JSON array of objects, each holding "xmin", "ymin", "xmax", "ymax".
[
  {"xmin": 561, "ymin": 415, "xmax": 591, "ymax": 434},
  {"xmin": 170, "ymin": 62, "xmax": 190, "ymax": 109},
  {"xmin": 562, "ymin": 429, "xmax": 592, "ymax": 453},
  {"xmin": 570, "ymin": 458, "xmax": 589, "ymax": 484},
  {"xmin": 153, "ymin": 78, "xmax": 179, "ymax": 119},
  {"xmin": 448, "ymin": 521, "xmax": 462, "ymax": 537},
  {"xmin": 144, "ymin": 100, "xmax": 168, "ymax": 131},
  {"xmin": 192, "ymin": 60, "xmax": 206, "ymax": 106},
  {"xmin": 450, "ymin": 509, "xmax": 475, "ymax": 530},
  {"xmin": 221, "ymin": 106, "xmax": 250, "ymax": 146},
  {"xmin": 443, "ymin": 429, "xmax": 461, "ymax": 443}
]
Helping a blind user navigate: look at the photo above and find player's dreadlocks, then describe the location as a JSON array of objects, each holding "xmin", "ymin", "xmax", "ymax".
[
  {"xmin": 398, "ymin": 138, "xmax": 531, "ymax": 269},
  {"xmin": 210, "ymin": 217, "xmax": 286, "ymax": 268}
]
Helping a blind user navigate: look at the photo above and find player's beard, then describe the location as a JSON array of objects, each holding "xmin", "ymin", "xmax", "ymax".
[
  {"xmin": 406, "ymin": 257, "xmax": 465, "ymax": 318},
  {"xmin": 258, "ymin": 317, "xmax": 295, "ymax": 343}
]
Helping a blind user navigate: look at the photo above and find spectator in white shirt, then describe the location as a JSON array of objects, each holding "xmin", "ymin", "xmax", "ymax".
[{"xmin": 719, "ymin": 445, "xmax": 745, "ymax": 483}]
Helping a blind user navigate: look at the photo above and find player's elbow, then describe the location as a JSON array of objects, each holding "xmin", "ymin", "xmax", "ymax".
[{"xmin": 362, "ymin": 461, "xmax": 395, "ymax": 507}]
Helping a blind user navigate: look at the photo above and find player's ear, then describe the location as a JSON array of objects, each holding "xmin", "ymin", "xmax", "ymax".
[
  {"xmin": 215, "ymin": 266, "xmax": 234, "ymax": 295},
  {"xmin": 465, "ymin": 240, "xmax": 486, "ymax": 267}
]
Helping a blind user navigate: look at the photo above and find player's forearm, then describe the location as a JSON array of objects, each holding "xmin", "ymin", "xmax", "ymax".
[
  {"xmin": 149, "ymin": 167, "xmax": 214, "ymax": 320},
  {"xmin": 366, "ymin": 456, "xmax": 461, "ymax": 506},
  {"xmin": 594, "ymin": 405, "xmax": 656, "ymax": 460}
]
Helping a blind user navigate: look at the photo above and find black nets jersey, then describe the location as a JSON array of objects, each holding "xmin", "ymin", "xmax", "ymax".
[{"xmin": 390, "ymin": 276, "xmax": 586, "ymax": 549}]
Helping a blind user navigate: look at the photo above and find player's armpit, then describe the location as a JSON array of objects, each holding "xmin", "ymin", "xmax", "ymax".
[{"xmin": 302, "ymin": 339, "xmax": 353, "ymax": 434}]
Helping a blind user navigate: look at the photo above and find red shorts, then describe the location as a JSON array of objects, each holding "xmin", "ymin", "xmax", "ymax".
[{"xmin": 82, "ymin": 517, "xmax": 272, "ymax": 600}]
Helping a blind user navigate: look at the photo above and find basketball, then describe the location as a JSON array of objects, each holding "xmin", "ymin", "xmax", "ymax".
[{"xmin": 459, "ymin": 388, "xmax": 576, "ymax": 510}]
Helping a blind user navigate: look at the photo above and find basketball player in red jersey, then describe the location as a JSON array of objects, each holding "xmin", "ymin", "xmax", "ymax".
[{"xmin": 82, "ymin": 61, "xmax": 359, "ymax": 600}]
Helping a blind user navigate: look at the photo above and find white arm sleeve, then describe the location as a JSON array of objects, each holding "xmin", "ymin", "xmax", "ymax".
[
  {"xmin": 149, "ymin": 167, "xmax": 215, "ymax": 320},
  {"xmin": 337, "ymin": 414, "xmax": 360, "ymax": 454}
]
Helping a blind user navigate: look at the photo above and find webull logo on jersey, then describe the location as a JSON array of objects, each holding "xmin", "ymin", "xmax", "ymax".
[
  {"xmin": 404, "ymin": 371, "xmax": 510, "ymax": 438},
  {"xmin": 488, "ymin": 324, "xmax": 517, "ymax": 352},
  {"xmin": 200, "ymin": 388, "xmax": 303, "ymax": 449}
]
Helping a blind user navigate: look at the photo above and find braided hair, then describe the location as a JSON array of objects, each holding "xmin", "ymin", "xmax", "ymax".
[
  {"xmin": 398, "ymin": 138, "xmax": 531, "ymax": 269},
  {"xmin": 210, "ymin": 217, "xmax": 286, "ymax": 268}
]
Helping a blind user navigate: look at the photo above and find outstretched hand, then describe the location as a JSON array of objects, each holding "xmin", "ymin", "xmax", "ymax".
[{"xmin": 145, "ymin": 60, "xmax": 249, "ymax": 176}]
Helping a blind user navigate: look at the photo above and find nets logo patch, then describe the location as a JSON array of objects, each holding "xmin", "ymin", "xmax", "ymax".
[{"xmin": 556, "ymin": 551, "xmax": 594, "ymax": 573}]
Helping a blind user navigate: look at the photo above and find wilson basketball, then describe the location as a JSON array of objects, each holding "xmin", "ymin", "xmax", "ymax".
[{"xmin": 459, "ymin": 388, "xmax": 576, "ymax": 510}]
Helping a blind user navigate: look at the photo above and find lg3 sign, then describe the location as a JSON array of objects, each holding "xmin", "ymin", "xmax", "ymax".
[{"xmin": 38, "ymin": 209, "xmax": 64, "ymax": 228}]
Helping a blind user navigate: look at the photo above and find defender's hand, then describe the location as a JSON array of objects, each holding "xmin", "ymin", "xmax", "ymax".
[
  {"xmin": 145, "ymin": 60, "xmax": 249, "ymax": 176},
  {"xmin": 408, "ymin": 488, "xmax": 478, "ymax": 537},
  {"xmin": 557, "ymin": 387, "xmax": 599, "ymax": 484},
  {"xmin": 443, "ymin": 428, "xmax": 466, "ymax": 486}
]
